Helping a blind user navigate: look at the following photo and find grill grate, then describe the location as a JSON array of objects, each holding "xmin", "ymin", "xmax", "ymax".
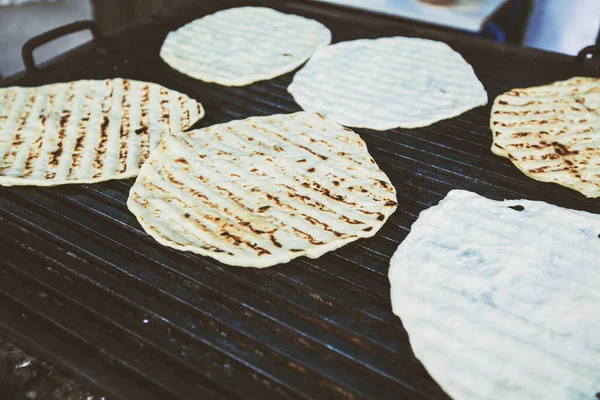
[{"xmin": 1, "ymin": 1, "xmax": 599, "ymax": 399}]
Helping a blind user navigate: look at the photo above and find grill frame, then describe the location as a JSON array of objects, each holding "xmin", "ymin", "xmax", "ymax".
[{"xmin": 1, "ymin": 1, "xmax": 599, "ymax": 399}]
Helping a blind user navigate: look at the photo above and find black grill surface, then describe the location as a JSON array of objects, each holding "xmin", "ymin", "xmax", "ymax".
[{"xmin": 1, "ymin": 1, "xmax": 599, "ymax": 399}]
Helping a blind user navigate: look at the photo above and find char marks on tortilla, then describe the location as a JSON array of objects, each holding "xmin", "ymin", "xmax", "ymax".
[
  {"xmin": 491, "ymin": 77, "xmax": 600, "ymax": 197},
  {"xmin": 0, "ymin": 78, "xmax": 204, "ymax": 186},
  {"xmin": 128, "ymin": 112, "xmax": 398, "ymax": 268}
]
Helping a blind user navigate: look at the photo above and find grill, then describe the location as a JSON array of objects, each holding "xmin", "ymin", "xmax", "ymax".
[{"xmin": 1, "ymin": 1, "xmax": 599, "ymax": 399}]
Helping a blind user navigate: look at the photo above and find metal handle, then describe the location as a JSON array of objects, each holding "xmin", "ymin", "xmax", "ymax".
[
  {"xmin": 573, "ymin": 45, "xmax": 600, "ymax": 76},
  {"xmin": 22, "ymin": 20, "xmax": 102, "ymax": 73}
]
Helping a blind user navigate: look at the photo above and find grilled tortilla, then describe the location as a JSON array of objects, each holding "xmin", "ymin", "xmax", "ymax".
[
  {"xmin": 491, "ymin": 77, "xmax": 600, "ymax": 197},
  {"xmin": 0, "ymin": 78, "xmax": 204, "ymax": 186},
  {"xmin": 128, "ymin": 112, "xmax": 398, "ymax": 268}
]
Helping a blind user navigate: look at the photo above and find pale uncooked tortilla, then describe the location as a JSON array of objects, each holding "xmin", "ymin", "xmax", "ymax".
[
  {"xmin": 0, "ymin": 78, "xmax": 204, "ymax": 186},
  {"xmin": 160, "ymin": 7, "xmax": 332, "ymax": 86},
  {"xmin": 128, "ymin": 112, "xmax": 398, "ymax": 268},
  {"xmin": 491, "ymin": 77, "xmax": 600, "ymax": 198},
  {"xmin": 288, "ymin": 37, "xmax": 487, "ymax": 130},
  {"xmin": 389, "ymin": 190, "xmax": 600, "ymax": 400}
]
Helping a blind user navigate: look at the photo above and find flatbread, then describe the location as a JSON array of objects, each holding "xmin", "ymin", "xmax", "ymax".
[
  {"xmin": 128, "ymin": 112, "xmax": 398, "ymax": 268},
  {"xmin": 0, "ymin": 78, "xmax": 204, "ymax": 186},
  {"xmin": 491, "ymin": 77, "xmax": 600, "ymax": 198},
  {"xmin": 288, "ymin": 37, "xmax": 487, "ymax": 130},
  {"xmin": 160, "ymin": 7, "xmax": 332, "ymax": 86},
  {"xmin": 389, "ymin": 190, "xmax": 600, "ymax": 400}
]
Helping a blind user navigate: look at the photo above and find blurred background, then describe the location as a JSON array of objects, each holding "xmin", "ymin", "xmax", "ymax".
[{"xmin": 0, "ymin": 0, "xmax": 599, "ymax": 79}]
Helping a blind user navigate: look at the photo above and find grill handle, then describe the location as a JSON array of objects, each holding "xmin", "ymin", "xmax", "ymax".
[
  {"xmin": 22, "ymin": 20, "xmax": 102, "ymax": 73},
  {"xmin": 573, "ymin": 45, "xmax": 600, "ymax": 76}
]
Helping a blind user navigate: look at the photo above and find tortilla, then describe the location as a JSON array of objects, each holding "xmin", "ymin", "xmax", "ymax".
[
  {"xmin": 0, "ymin": 78, "xmax": 204, "ymax": 186},
  {"xmin": 160, "ymin": 7, "xmax": 332, "ymax": 86},
  {"xmin": 491, "ymin": 77, "xmax": 600, "ymax": 197},
  {"xmin": 288, "ymin": 37, "xmax": 487, "ymax": 130},
  {"xmin": 128, "ymin": 112, "xmax": 398, "ymax": 268},
  {"xmin": 389, "ymin": 190, "xmax": 600, "ymax": 400}
]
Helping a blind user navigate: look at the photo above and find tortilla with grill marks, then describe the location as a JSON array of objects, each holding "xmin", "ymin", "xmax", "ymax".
[
  {"xmin": 0, "ymin": 78, "xmax": 204, "ymax": 186},
  {"xmin": 127, "ymin": 112, "xmax": 398, "ymax": 268},
  {"xmin": 490, "ymin": 77, "xmax": 600, "ymax": 197}
]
